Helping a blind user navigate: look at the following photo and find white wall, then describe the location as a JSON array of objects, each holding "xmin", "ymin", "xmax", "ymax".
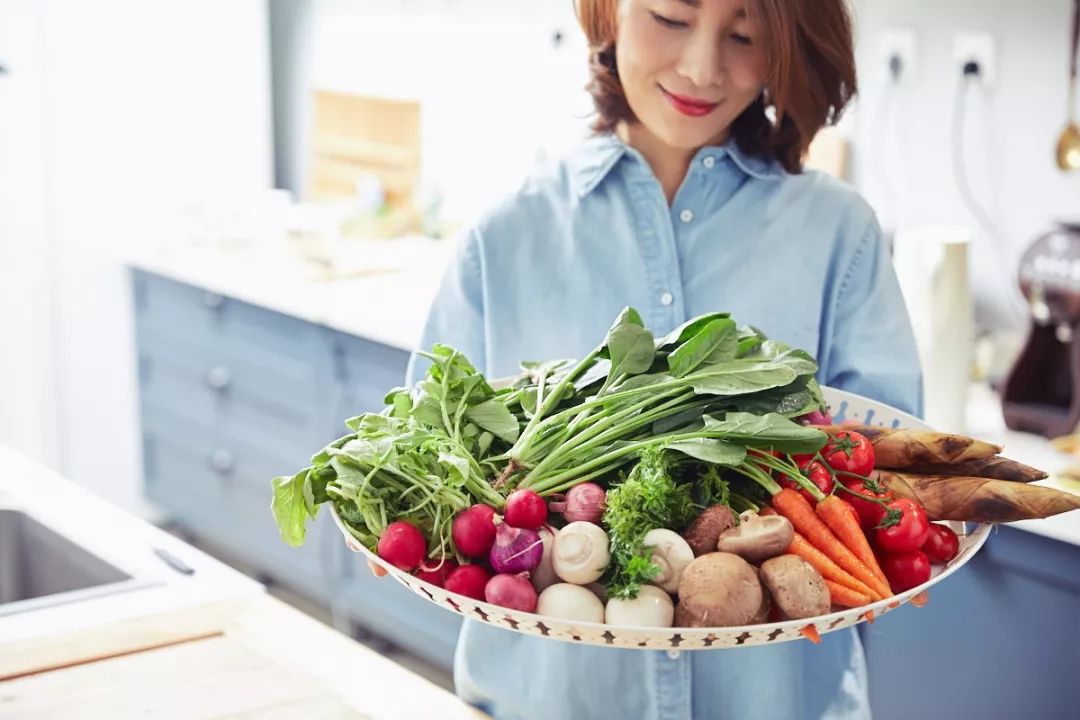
[{"xmin": 0, "ymin": 0, "xmax": 273, "ymax": 515}]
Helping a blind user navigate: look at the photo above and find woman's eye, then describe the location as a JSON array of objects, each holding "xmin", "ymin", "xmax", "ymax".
[
  {"xmin": 650, "ymin": 11, "xmax": 688, "ymax": 29},
  {"xmin": 730, "ymin": 33, "xmax": 753, "ymax": 46}
]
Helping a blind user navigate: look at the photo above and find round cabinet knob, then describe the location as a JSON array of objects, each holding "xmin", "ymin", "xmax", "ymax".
[
  {"xmin": 205, "ymin": 366, "xmax": 231, "ymax": 392},
  {"xmin": 208, "ymin": 449, "xmax": 235, "ymax": 475}
]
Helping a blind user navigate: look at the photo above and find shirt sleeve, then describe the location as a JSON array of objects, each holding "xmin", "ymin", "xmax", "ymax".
[
  {"xmin": 404, "ymin": 228, "xmax": 487, "ymax": 386},
  {"xmin": 822, "ymin": 219, "xmax": 925, "ymax": 419}
]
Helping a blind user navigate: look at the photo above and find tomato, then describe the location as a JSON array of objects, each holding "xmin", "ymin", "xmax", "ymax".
[
  {"xmin": 879, "ymin": 550, "xmax": 931, "ymax": 592},
  {"xmin": 841, "ymin": 478, "xmax": 892, "ymax": 530},
  {"xmin": 791, "ymin": 453, "xmax": 816, "ymax": 469},
  {"xmin": 922, "ymin": 524, "xmax": 960, "ymax": 565},
  {"xmin": 873, "ymin": 498, "xmax": 930, "ymax": 553},
  {"xmin": 778, "ymin": 461, "xmax": 834, "ymax": 505},
  {"xmin": 748, "ymin": 449, "xmax": 782, "ymax": 475},
  {"xmin": 822, "ymin": 431, "xmax": 875, "ymax": 477}
]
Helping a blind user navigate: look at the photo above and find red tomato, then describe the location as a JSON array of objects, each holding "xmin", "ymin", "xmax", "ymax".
[
  {"xmin": 874, "ymin": 499, "xmax": 930, "ymax": 553},
  {"xmin": 778, "ymin": 461, "xmax": 834, "ymax": 505},
  {"xmin": 791, "ymin": 453, "xmax": 816, "ymax": 470},
  {"xmin": 879, "ymin": 550, "xmax": 931, "ymax": 592},
  {"xmin": 822, "ymin": 431, "xmax": 875, "ymax": 477},
  {"xmin": 841, "ymin": 479, "xmax": 892, "ymax": 530},
  {"xmin": 748, "ymin": 449, "xmax": 782, "ymax": 475},
  {"xmin": 922, "ymin": 524, "xmax": 960, "ymax": 565}
]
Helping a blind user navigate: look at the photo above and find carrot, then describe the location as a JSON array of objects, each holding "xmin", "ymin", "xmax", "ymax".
[
  {"xmin": 825, "ymin": 580, "xmax": 873, "ymax": 609},
  {"xmin": 800, "ymin": 625, "xmax": 822, "ymax": 644},
  {"xmin": 787, "ymin": 533, "xmax": 881, "ymax": 600},
  {"xmin": 772, "ymin": 488, "xmax": 892, "ymax": 600},
  {"xmin": 816, "ymin": 496, "xmax": 891, "ymax": 593}
]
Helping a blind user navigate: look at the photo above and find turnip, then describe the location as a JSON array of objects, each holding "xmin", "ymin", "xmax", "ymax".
[
  {"xmin": 504, "ymin": 489, "xmax": 548, "ymax": 529},
  {"xmin": 537, "ymin": 583, "xmax": 605, "ymax": 623},
  {"xmin": 553, "ymin": 521, "xmax": 610, "ymax": 585},
  {"xmin": 605, "ymin": 585, "xmax": 674, "ymax": 627},
  {"xmin": 548, "ymin": 483, "xmax": 606, "ymax": 524},
  {"xmin": 444, "ymin": 564, "xmax": 491, "ymax": 600},
  {"xmin": 377, "ymin": 521, "xmax": 426, "ymax": 571},
  {"xmin": 489, "ymin": 519, "xmax": 544, "ymax": 574},
  {"xmin": 452, "ymin": 504, "xmax": 497, "ymax": 558},
  {"xmin": 485, "ymin": 573, "xmax": 538, "ymax": 613}
]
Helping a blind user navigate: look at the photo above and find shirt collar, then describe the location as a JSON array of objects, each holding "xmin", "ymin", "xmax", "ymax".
[{"xmin": 568, "ymin": 132, "xmax": 785, "ymax": 198}]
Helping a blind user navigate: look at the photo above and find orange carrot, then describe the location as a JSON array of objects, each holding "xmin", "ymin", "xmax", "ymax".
[
  {"xmin": 816, "ymin": 496, "xmax": 892, "ymax": 593},
  {"xmin": 800, "ymin": 625, "xmax": 822, "ymax": 644},
  {"xmin": 787, "ymin": 533, "xmax": 881, "ymax": 600},
  {"xmin": 772, "ymin": 489, "xmax": 892, "ymax": 600},
  {"xmin": 825, "ymin": 580, "xmax": 873, "ymax": 609}
]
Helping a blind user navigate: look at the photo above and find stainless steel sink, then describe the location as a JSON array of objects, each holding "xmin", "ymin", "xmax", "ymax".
[{"xmin": 0, "ymin": 509, "xmax": 149, "ymax": 616}]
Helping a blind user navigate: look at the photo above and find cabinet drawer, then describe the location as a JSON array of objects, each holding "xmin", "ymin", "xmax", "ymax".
[
  {"xmin": 334, "ymin": 332, "xmax": 411, "ymax": 414},
  {"xmin": 137, "ymin": 344, "xmax": 328, "ymax": 455},
  {"xmin": 142, "ymin": 406, "xmax": 334, "ymax": 596}
]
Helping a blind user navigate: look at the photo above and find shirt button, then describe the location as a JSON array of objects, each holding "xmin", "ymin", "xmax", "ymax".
[
  {"xmin": 660, "ymin": 292, "xmax": 674, "ymax": 307},
  {"xmin": 679, "ymin": 209, "xmax": 694, "ymax": 223},
  {"xmin": 702, "ymin": 156, "xmax": 716, "ymax": 169},
  {"xmin": 667, "ymin": 650, "xmax": 681, "ymax": 660}
]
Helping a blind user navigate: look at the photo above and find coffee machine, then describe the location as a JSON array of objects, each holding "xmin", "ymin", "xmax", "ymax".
[{"xmin": 1001, "ymin": 222, "xmax": 1080, "ymax": 438}]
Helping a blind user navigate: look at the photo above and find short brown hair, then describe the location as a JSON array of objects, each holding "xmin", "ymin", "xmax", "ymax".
[{"xmin": 577, "ymin": 0, "xmax": 858, "ymax": 174}]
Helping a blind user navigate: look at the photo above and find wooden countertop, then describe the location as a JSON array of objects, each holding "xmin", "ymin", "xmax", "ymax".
[{"xmin": 0, "ymin": 592, "xmax": 487, "ymax": 720}]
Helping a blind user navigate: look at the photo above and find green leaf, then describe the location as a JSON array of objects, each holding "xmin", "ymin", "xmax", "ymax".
[
  {"xmin": 667, "ymin": 318, "xmax": 738, "ymax": 377},
  {"xmin": 604, "ymin": 308, "xmax": 655, "ymax": 377},
  {"xmin": 655, "ymin": 312, "xmax": 730, "ymax": 350},
  {"xmin": 438, "ymin": 451, "xmax": 471, "ymax": 488},
  {"xmin": 702, "ymin": 412, "xmax": 828, "ymax": 454},
  {"xmin": 746, "ymin": 340, "xmax": 819, "ymax": 377},
  {"xmin": 665, "ymin": 438, "xmax": 747, "ymax": 466},
  {"xmin": 688, "ymin": 360, "xmax": 798, "ymax": 396},
  {"xmin": 271, "ymin": 470, "xmax": 313, "ymax": 547},
  {"xmin": 465, "ymin": 397, "xmax": 520, "ymax": 443}
]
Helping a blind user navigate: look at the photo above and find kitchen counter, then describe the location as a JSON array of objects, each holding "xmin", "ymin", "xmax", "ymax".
[
  {"xmin": 123, "ymin": 237, "xmax": 453, "ymax": 352},
  {"xmin": 0, "ymin": 444, "xmax": 485, "ymax": 719}
]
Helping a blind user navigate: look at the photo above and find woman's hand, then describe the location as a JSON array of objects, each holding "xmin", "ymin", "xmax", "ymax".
[{"xmin": 345, "ymin": 535, "xmax": 388, "ymax": 577}]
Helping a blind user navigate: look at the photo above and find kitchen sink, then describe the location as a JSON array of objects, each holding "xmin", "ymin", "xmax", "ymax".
[{"xmin": 0, "ymin": 509, "xmax": 148, "ymax": 616}]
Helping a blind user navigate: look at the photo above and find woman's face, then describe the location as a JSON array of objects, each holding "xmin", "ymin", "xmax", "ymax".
[{"xmin": 616, "ymin": 0, "xmax": 770, "ymax": 151}]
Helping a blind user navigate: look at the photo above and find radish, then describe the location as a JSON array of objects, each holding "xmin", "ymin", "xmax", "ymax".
[
  {"xmin": 485, "ymin": 573, "xmax": 538, "ymax": 613},
  {"xmin": 549, "ymin": 483, "xmax": 606, "ymax": 524},
  {"xmin": 452, "ymin": 504, "xmax": 497, "ymax": 558},
  {"xmin": 504, "ymin": 489, "xmax": 547, "ymax": 530},
  {"xmin": 415, "ymin": 558, "xmax": 458, "ymax": 588},
  {"xmin": 377, "ymin": 521, "xmax": 426, "ymax": 571},
  {"xmin": 444, "ymin": 564, "xmax": 491, "ymax": 600}
]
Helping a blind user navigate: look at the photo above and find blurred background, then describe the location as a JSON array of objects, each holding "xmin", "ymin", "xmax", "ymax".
[{"xmin": 2, "ymin": 0, "xmax": 1079, "ymax": 714}]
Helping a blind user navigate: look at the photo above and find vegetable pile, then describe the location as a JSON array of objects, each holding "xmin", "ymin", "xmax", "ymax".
[{"xmin": 272, "ymin": 308, "xmax": 1071, "ymax": 635}]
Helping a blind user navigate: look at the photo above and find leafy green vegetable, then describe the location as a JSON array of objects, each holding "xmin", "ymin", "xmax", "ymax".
[{"xmin": 602, "ymin": 448, "xmax": 698, "ymax": 599}]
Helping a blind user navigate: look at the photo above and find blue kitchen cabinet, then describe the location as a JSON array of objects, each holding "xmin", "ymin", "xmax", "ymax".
[
  {"xmin": 859, "ymin": 526, "xmax": 1079, "ymax": 720},
  {"xmin": 131, "ymin": 268, "xmax": 461, "ymax": 669}
]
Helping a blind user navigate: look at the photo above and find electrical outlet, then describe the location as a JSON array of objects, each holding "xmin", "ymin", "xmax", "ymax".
[
  {"xmin": 954, "ymin": 32, "xmax": 996, "ymax": 87},
  {"xmin": 879, "ymin": 27, "xmax": 917, "ymax": 83}
]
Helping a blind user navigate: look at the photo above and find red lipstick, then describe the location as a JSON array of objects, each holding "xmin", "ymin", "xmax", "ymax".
[{"xmin": 661, "ymin": 86, "xmax": 720, "ymax": 117}]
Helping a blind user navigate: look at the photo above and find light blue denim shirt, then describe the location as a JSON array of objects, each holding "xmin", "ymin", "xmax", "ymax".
[{"xmin": 407, "ymin": 132, "xmax": 923, "ymax": 720}]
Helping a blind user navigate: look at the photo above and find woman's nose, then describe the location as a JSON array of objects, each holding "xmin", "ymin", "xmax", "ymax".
[{"xmin": 676, "ymin": 31, "xmax": 724, "ymax": 89}]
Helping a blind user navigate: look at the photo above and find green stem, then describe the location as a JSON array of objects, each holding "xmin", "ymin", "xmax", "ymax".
[{"xmin": 513, "ymin": 348, "xmax": 601, "ymax": 457}]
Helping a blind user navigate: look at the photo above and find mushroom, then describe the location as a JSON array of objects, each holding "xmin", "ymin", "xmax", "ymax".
[
  {"xmin": 675, "ymin": 552, "xmax": 763, "ymax": 627},
  {"xmin": 682, "ymin": 505, "xmax": 736, "ymax": 557},
  {"xmin": 759, "ymin": 555, "xmax": 830, "ymax": 620},
  {"xmin": 605, "ymin": 585, "xmax": 675, "ymax": 627},
  {"xmin": 536, "ymin": 583, "xmax": 606, "ymax": 623},
  {"xmin": 552, "ymin": 521, "xmax": 610, "ymax": 585},
  {"xmin": 642, "ymin": 529, "xmax": 695, "ymax": 594},
  {"xmin": 530, "ymin": 526, "xmax": 560, "ymax": 592},
  {"xmin": 716, "ymin": 514, "xmax": 794, "ymax": 564}
]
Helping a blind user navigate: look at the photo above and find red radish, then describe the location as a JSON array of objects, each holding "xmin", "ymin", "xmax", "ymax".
[
  {"xmin": 504, "ymin": 489, "xmax": 548, "ymax": 529},
  {"xmin": 415, "ymin": 559, "xmax": 459, "ymax": 587},
  {"xmin": 453, "ymin": 504, "xmax": 497, "ymax": 557},
  {"xmin": 548, "ymin": 483, "xmax": 606, "ymax": 524},
  {"xmin": 377, "ymin": 521, "xmax": 426, "ymax": 571},
  {"xmin": 484, "ymin": 573, "xmax": 538, "ymax": 612},
  {"xmin": 444, "ymin": 564, "xmax": 491, "ymax": 600}
]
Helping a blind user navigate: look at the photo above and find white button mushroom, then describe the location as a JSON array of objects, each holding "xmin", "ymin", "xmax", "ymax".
[
  {"xmin": 537, "ymin": 583, "xmax": 606, "ymax": 623},
  {"xmin": 530, "ymin": 526, "xmax": 559, "ymax": 593},
  {"xmin": 552, "ymin": 521, "xmax": 610, "ymax": 585},
  {"xmin": 605, "ymin": 585, "xmax": 675, "ymax": 627},
  {"xmin": 642, "ymin": 529, "xmax": 695, "ymax": 594}
]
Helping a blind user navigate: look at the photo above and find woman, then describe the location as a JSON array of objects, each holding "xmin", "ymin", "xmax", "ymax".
[{"xmin": 405, "ymin": 1, "xmax": 922, "ymax": 717}]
